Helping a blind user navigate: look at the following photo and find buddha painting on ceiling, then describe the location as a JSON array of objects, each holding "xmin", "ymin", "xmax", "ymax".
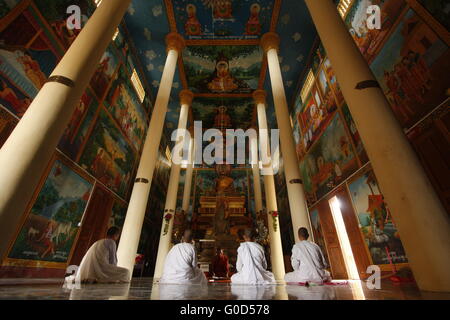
[
  {"xmin": 184, "ymin": 45, "xmax": 261, "ymax": 93},
  {"xmin": 185, "ymin": 4, "xmax": 202, "ymax": 36},
  {"xmin": 206, "ymin": 53, "xmax": 251, "ymax": 93},
  {"xmin": 245, "ymin": 3, "xmax": 262, "ymax": 35},
  {"xmin": 212, "ymin": 0, "xmax": 233, "ymax": 19}
]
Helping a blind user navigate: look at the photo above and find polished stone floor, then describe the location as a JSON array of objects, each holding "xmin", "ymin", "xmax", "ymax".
[{"xmin": 0, "ymin": 278, "xmax": 449, "ymax": 300}]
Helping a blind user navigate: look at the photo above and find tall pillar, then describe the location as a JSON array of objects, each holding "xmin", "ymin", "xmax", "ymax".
[
  {"xmin": 117, "ymin": 33, "xmax": 185, "ymax": 274},
  {"xmin": 153, "ymin": 90, "xmax": 193, "ymax": 279},
  {"xmin": 260, "ymin": 34, "xmax": 311, "ymax": 243},
  {"xmin": 0, "ymin": 0, "xmax": 132, "ymax": 259},
  {"xmin": 254, "ymin": 90, "xmax": 285, "ymax": 281},
  {"xmin": 181, "ymin": 134, "xmax": 195, "ymax": 213},
  {"xmin": 249, "ymin": 129, "xmax": 263, "ymax": 214},
  {"xmin": 305, "ymin": 0, "xmax": 450, "ymax": 292}
]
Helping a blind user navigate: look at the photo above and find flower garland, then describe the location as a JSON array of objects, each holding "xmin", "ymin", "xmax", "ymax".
[
  {"xmin": 270, "ymin": 211, "xmax": 279, "ymax": 232},
  {"xmin": 163, "ymin": 213, "xmax": 173, "ymax": 236}
]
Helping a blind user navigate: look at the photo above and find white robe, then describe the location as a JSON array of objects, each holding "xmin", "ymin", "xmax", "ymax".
[
  {"xmin": 159, "ymin": 242, "xmax": 207, "ymax": 285},
  {"xmin": 231, "ymin": 242, "xmax": 275, "ymax": 285},
  {"xmin": 72, "ymin": 239, "xmax": 130, "ymax": 283},
  {"xmin": 284, "ymin": 240, "xmax": 331, "ymax": 284}
]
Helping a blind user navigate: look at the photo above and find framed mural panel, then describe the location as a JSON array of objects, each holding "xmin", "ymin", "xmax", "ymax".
[
  {"xmin": 79, "ymin": 108, "xmax": 136, "ymax": 198},
  {"xmin": 299, "ymin": 113, "xmax": 359, "ymax": 206},
  {"xmin": 370, "ymin": 8, "xmax": 450, "ymax": 129},
  {"xmin": 104, "ymin": 65, "xmax": 148, "ymax": 152},
  {"xmin": 3, "ymin": 154, "xmax": 94, "ymax": 268},
  {"xmin": 347, "ymin": 167, "xmax": 408, "ymax": 268},
  {"xmin": 0, "ymin": 5, "xmax": 61, "ymax": 117},
  {"xmin": 344, "ymin": 0, "xmax": 406, "ymax": 61},
  {"xmin": 90, "ymin": 44, "xmax": 120, "ymax": 101},
  {"xmin": 183, "ymin": 45, "xmax": 262, "ymax": 93}
]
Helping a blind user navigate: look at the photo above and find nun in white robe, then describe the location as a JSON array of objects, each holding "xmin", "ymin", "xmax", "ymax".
[
  {"xmin": 284, "ymin": 240, "xmax": 331, "ymax": 284},
  {"xmin": 159, "ymin": 242, "xmax": 207, "ymax": 285},
  {"xmin": 72, "ymin": 238, "xmax": 130, "ymax": 284},
  {"xmin": 75, "ymin": 238, "xmax": 130, "ymax": 283},
  {"xmin": 231, "ymin": 241, "xmax": 276, "ymax": 285}
]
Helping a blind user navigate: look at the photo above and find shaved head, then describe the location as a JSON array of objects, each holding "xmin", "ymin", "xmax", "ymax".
[
  {"xmin": 243, "ymin": 228, "xmax": 256, "ymax": 241},
  {"xmin": 182, "ymin": 229, "xmax": 193, "ymax": 243},
  {"xmin": 298, "ymin": 227, "xmax": 309, "ymax": 240}
]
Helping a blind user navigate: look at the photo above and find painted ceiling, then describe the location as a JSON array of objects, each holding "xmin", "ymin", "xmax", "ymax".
[{"xmin": 123, "ymin": 0, "xmax": 318, "ymax": 136}]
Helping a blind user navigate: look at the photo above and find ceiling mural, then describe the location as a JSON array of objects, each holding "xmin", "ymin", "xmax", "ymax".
[
  {"xmin": 183, "ymin": 45, "xmax": 262, "ymax": 93},
  {"xmin": 191, "ymin": 97, "xmax": 254, "ymax": 128},
  {"xmin": 172, "ymin": 0, "xmax": 275, "ymax": 40},
  {"xmin": 122, "ymin": 0, "xmax": 318, "ymax": 134}
]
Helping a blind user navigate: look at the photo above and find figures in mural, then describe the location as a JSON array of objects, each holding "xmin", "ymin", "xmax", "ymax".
[
  {"xmin": 206, "ymin": 53, "xmax": 242, "ymax": 93},
  {"xmin": 51, "ymin": 20, "xmax": 79, "ymax": 48},
  {"xmin": 62, "ymin": 91, "xmax": 91, "ymax": 142},
  {"xmin": 245, "ymin": 3, "xmax": 262, "ymax": 35},
  {"xmin": 0, "ymin": 79, "xmax": 31, "ymax": 116},
  {"xmin": 348, "ymin": 170, "xmax": 407, "ymax": 265},
  {"xmin": 7, "ymin": 160, "xmax": 93, "ymax": 264},
  {"xmin": 18, "ymin": 52, "xmax": 47, "ymax": 89},
  {"xmin": 212, "ymin": 0, "xmax": 233, "ymax": 19},
  {"xmin": 214, "ymin": 106, "xmax": 232, "ymax": 128},
  {"xmin": 185, "ymin": 4, "xmax": 202, "ymax": 36},
  {"xmin": 91, "ymin": 55, "xmax": 113, "ymax": 98}
]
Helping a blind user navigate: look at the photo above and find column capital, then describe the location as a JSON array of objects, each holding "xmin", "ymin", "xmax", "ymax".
[
  {"xmin": 166, "ymin": 32, "xmax": 186, "ymax": 53},
  {"xmin": 261, "ymin": 32, "xmax": 280, "ymax": 53},
  {"xmin": 179, "ymin": 89, "xmax": 194, "ymax": 106},
  {"xmin": 253, "ymin": 89, "xmax": 267, "ymax": 105}
]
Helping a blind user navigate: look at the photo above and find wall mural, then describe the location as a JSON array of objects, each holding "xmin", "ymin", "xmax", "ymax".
[
  {"xmin": 0, "ymin": 9, "xmax": 60, "ymax": 117},
  {"xmin": 348, "ymin": 169, "xmax": 408, "ymax": 265},
  {"xmin": 173, "ymin": 0, "xmax": 274, "ymax": 39},
  {"xmin": 191, "ymin": 97, "xmax": 254, "ymax": 129},
  {"xmin": 345, "ymin": 0, "xmax": 406, "ymax": 62},
  {"xmin": 108, "ymin": 200, "xmax": 127, "ymax": 229},
  {"xmin": 33, "ymin": 0, "xmax": 94, "ymax": 47},
  {"xmin": 90, "ymin": 45, "xmax": 120, "ymax": 101},
  {"xmin": 299, "ymin": 113, "xmax": 358, "ymax": 206},
  {"xmin": 341, "ymin": 104, "xmax": 369, "ymax": 165},
  {"xmin": 6, "ymin": 158, "xmax": 93, "ymax": 265},
  {"xmin": 183, "ymin": 45, "xmax": 262, "ymax": 93},
  {"xmin": 58, "ymin": 88, "xmax": 99, "ymax": 159},
  {"xmin": 370, "ymin": 8, "xmax": 450, "ymax": 129},
  {"xmin": 79, "ymin": 109, "xmax": 136, "ymax": 199},
  {"xmin": 105, "ymin": 65, "xmax": 148, "ymax": 151}
]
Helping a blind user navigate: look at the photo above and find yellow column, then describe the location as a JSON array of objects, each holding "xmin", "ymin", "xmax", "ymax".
[
  {"xmin": 249, "ymin": 128, "xmax": 263, "ymax": 214},
  {"xmin": 261, "ymin": 33, "xmax": 311, "ymax": 243},
  {"xmin": 254, "ymin": 90, "xmax": 285, "ymax": 281},
  {"xmin": 181, "ymin": 134, "xmax": 195, "ymax": 213},
  {"xmin": 153, "ymin": 90, "xmax": 193, "ymax": 279},
  {"xmin": 305, "ymin": 0, "xmax": 450, "ymax": 292},
  {"xmin": 117, "ymin": 33, "xmax": 185, "ymax": 275},
  {"xmin": 0, "ymin": 0, "xmax": 132, "ymax": 259}
]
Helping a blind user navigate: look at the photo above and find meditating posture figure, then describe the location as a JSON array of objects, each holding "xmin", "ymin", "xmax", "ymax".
[
  {"xmin": 159, "ymin": 230, "xmax": 207, "ymax": 285},
  {"xmin": 73, "ymin": 227, "xmax": 130, "ymax": 284},
  {"xmin": 231, "ymin": 229, "xmax": 275, "ymax": 285},
  {"xmin": 284, "ymin": 227, "xmax": 331, "ymax": 284},
  {"xmin": 212, "ymin": 248, "xmax": 230, "ymax": 278}
]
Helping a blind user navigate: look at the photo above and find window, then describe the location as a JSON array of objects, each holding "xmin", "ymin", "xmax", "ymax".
[{"xmin": 131, "ymin": 69, "xmax": 146, "ymax": 103}]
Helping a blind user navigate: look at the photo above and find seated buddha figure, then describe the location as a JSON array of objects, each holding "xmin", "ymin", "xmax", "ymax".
[
  {"xmin": 214, "ymin": 106, "xmax": 232, "ymax": 128},
  {"xmin": 213, "ymin": 0, "xmax": 233, "ymax": 19},
  {"xmin": 184, "ymin": 4, "xmax": 202, "ymax": 36},
  {"xmin": 245, "ymin": 3, "xmax": 262, "ymax": 35},
  {"xmin": 207, "ymin": 54, "xmax": 239, "ymax": 93}
]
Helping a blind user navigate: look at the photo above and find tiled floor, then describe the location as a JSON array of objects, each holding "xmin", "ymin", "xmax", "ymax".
[{"xmin": 0, "ymin": 278, "xmax": 448, "ymax": 300}]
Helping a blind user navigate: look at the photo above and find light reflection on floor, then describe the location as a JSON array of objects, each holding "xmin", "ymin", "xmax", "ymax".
[{"xmin": 0, "ymin": 278, "xmax": 448, "ymax": 300}]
